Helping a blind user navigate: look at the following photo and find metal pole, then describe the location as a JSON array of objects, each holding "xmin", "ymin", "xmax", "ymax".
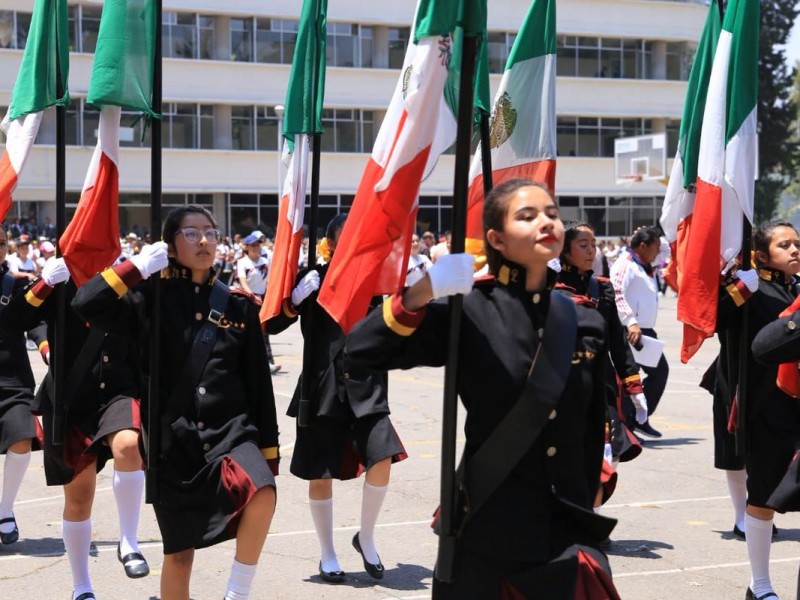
[
  {"xmin": 435, "ymin": 32, "xmax": 479, "ymax": 587},
  {"xmin": 146, "ymin": 0, "xmax": 163, "ymax": 504},
  {"xmin": 479, "ymin": 111, "xmax": 493, "ymax": 194},
  {"xmin": 52, "ymin": 39, "xmax": 66, "ymax": 446}
]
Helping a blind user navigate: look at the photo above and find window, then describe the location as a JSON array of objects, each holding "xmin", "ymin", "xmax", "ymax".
[
  {"xmin": 81, "ymin": 6, "xmax": 102, "ymax": 53},
  {"xmin": 232, "ymin": 106, "xmax": 254, "ymax": 150},
  {"xmin": 388, "ymin": 27, "xmax": 410, "ymax": 69},
  {"xmin": 557, "ymin": 117, "xmax": 652, "ymax": 158},
  {"xmin": 255, "ymin": 18, "xmax": 298, "ymax": 64},
  {"xmin": 0, "ymin": 12, "xmax": 13, "ymax": 49},
  {"xmin": 199, "ymin": 105, "xmax": 214, "ymax": 149},
  {"xmin": 163, "ymin": 12, "xmax": 196, "ymax": 59},
  {"xmin": 487, "ymin": 32, "xmax": 509, "ymax": 73},
  {"xmin": 327, "ymin": 22, "xmax": 357, "ymax": 67},
  {"xmin": 198, "ymin": 15, "xmax": 214, "ymax": 59},
  {"xmin": 359, "ymin": 26, "xmax": 373, "ymax": 68},
  {"xmin": 231, "ymin": 18, "xmax": 253, "ymax": 62},
  {"xmin": 320, "ymin": 109, "xmax": 375, "ymax": 152},
  {"xmin": 255, "ymin": 106, "xmax": 280, "ymax": 151}
]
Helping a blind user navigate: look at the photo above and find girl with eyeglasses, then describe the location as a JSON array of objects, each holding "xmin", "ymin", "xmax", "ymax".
[{"xmin": 73, "ymin": 205, "xmax": 280, "ymax": 600}]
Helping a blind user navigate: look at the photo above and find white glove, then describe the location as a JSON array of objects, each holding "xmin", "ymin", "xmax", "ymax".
[
  {"xmin": 291, "ymin": 270, "xmax": 320, "ymax": 306},
  {"xmin": 427, "ymin": 253, "xmax": 475, "ymax": 299},
  {"xmin": 737, "ymin": 269, "xmax": 759, "ymax": 293},
  {"xmin": 130, "ymin": 241, "xmax": 169, "ymax": 280},
  {"xmin": 41, "ymin": 257, "xmax": 70, "ymax": 286},
  {"xmin": 631, "ymin": 393, "xmax": 649, "ymax": 424},
  {"xmin": 547, "ymin": 258, "xmax": 562, "ymax": 273}
]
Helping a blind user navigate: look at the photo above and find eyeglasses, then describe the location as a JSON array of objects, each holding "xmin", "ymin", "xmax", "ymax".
[{"xmin": 177, "ymin": 228, "xmax": 221, "ymax": 244}]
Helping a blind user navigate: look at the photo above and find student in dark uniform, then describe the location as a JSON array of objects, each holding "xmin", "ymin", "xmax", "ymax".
[
  {"xmin": 557, "ymin": 222, "xmax": 647, "ymax": 461},
  {"xmin": 266, "ymin": 214, "xmax": 406, "ymax": 584},
  {"xmin": 0, "ymin": 228, "xmax": 43, "ymax": 546},
  {"xmin": 346, "ymin": 179, "xmax": 619, "ymax": 599},
  {"xmin": 72, "ymin": 205, "xmax": 280, "ymax": 600},
  {"xmin": 1, "ymin": 257, "xmax": 149, "ymax": 600},
  {"xmin": 714, "ymin": 219, "xmax": 800, "ymax": 600}
]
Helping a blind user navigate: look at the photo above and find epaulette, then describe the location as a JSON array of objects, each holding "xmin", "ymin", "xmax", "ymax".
[
  {"xmin": 230, "ymin": 288, "xmax": 263, "ymax": 306},
  {"xmin": 473, "ymin": 274, "xmax": 496, "ymax": 287}
]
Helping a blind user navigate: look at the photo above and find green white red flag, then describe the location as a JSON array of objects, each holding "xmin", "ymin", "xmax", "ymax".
[
  {"xmin": 61, "ymin": 0, "xmax": 155, "ymax": 285},
  {"xmin": 465, "ymin": 0, "xmax": 556, "ymax": 267},
  {"xmin": 317, "ymin": 0, "xmax": 470, "ymax": 332},
  {"xmin": 659, "ymin": 0, "xmax": 722, "ymax": 295},
  {"xmin": 0, "ymin": 0, "xmax": 69, "ymax": 222},
  {"xmin": 261, "ymin": 0, "xmax": 327, "ymax": 322},
  {"xmin": 673, "ymin": 0, "xmax": 758, "ymax": 362}
]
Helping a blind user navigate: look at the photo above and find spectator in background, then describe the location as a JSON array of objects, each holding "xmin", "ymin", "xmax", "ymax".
[
  {"xmin": 406, "ymin": 233, "xmax": 433, "ymax": 287},
  {"xmin": 35, "ymin": 241, "xmax": 56, "ymax": 271},
  {"xmin": 41, "ymin": 216, "xmax": 56, "ymax": 240},
  {"xmin": 430, "ymin": 232, "xmax": 451, "ymax": 264},
  {"xmin": 7, "ymin": 238, "xmax": 37, "ymax": 280},
  {"xmin": 420, "ymin": 231, "xmax": 436, "ymax": 258}
]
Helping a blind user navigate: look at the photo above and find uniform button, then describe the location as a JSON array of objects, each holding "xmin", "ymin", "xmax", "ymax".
[
  {"xmin": 546, "ymin": 446, "xmax": 557, "ymax": 457},
  {"xmin": 198, "ymin": 386, "xmax": 206, "ymax": 395},
  {"xmin": 197, "ymin": 421, "xmax": 205, "ymax": 430},
  {"xmin": 538, "ymin": 328, "xmax": 545, "ymax": 338},
  {"xmin": 344, "ymin": 373, "xmax": 350, "ymax": 379},
  {"xmin": 102, "ymin": 355, "xmax": 109, "ymax": 363},
  {"xmin": 548, "ymin": 409, "xmax": 557, "ymax": 420},
  {"xmin": 202, "ymin": 443, "xmax": 211, "ymax": 452},
  {"xmin": 99, "ymin": 382, "xmax": 106, "ymax": 389},
  {"xmin": 195, "ymin": 312, "xmax": 203, "ymax": 321},
  {"xmin": 533, "ymin": 293, "xmax": 541, "ymax": 304},
  {"xmin": 788, "ymin": 320, "xmax": 797, "ymax": 331},
  {"xmin": 194, "ymin": 286, "xmax": 200, "ymax": 294}
]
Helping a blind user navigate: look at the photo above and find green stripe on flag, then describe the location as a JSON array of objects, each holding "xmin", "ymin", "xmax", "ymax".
[
  {"xmin": 506, "ymin": 0, "xmax": 555, "ymax": 68},
  {"xmin": 8, "ymin": 0, "xmax": 69, "ymax": 121},
  {"xmin": 86, "ymin": 0, "xmax": 156, "ymax": 117},
  {"xmin": 414, "ymin": 0, "xmax": 459, "ymax": 41},
  {"xmin": 679, "ymin": 0, "xmax": 722, "ymax": 188},
  {"xmin": 283, "ymin": 0, "xmax": 327, "ymax": 138},
  {"xmin": 443, "ymin": 1, "xmax": 489, "ymax": 127},
  {"xmin": 724, "ymin": 0, "xmax": 759, "ymax": 144}
]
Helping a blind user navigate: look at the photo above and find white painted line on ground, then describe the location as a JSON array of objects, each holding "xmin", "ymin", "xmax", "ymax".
[
  {"xmin": 605, "ymin": 495, "xmax": 728, "ymax": 509},
  {"xmin": 615, "ymin": 556, "xmax": 800, "ymax": 578}
]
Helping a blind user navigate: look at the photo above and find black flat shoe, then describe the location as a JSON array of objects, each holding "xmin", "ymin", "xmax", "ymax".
[
  {"xmin": 117, "ymin": 543, "xmax": 150, "ymax": 579},
  {"xmin": 318, "ymin": 561, "xmax": 345, "ymax": 584},
  {"xmin": 0, "ymin": 515, "xmax": 18, "ymax": 544},
  {"xmin": 745, "ymin": 588, "xmax": 778, "ymax": 600},
  {"xmin": 732, "ymin": 524, "xmax": 779, "ymax": 540},
  {"xmin": 74, "ymin": 593, "xmax": 96, "ymax": 600},
  {"xmin": 635, "ymin": 421, "xmax": 662, "ymax": 438},
  {"xmin": 352, "ymin": 532, "xmax": 384, "ymax": 580}
]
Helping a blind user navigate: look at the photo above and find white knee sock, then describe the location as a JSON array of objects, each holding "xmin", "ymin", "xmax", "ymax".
[
  {"xmin": 113, "ymin": 469, "xmax": 144, "ymax": 557},
  {"xmin": 62, "ymin": 518, "xmax": 93, "ymax": 598},
  {"xmin": 0, "ymin": 450, "xmax": 31, "ymax": 531},
  {"xmin": 745, "ymin": 513, "xmax": 775, "ymax": 597},
  {"xmin": 224, "ymin": 558, "xmax": 257, "ymax": 600},
  {"xmin": 726, "ymin": 469, "xmax": 747, "ymax": 532},
  {"xmin": 359, "ymin": 482, "xmax": 388, "ymax": 565},
  {"xmin": 309, "ymin": 497, "xmax": 341, "ymax": 572}
]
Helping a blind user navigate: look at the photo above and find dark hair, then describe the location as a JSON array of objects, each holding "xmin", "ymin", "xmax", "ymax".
[
  {"xmin": 325, "ymin": 213, "xmax": 348, "ymax": 241},
  {"xmin": 630, "ymin": 226, "xmax": 660, "ymax": 249},
  {"xmin": 483, "ymin": 178, "xmax": 555, "ymax": 274},
  {"xmin": 561, "ymin": 221, "xmax": 594, "ymax": 258},
  {"xmin": 162, "ymin": 205, "xmax": 217, "ymax": 246},
  {"xmin": 754, "ymin": 218, "xmax": 797, "ymax": 267}
]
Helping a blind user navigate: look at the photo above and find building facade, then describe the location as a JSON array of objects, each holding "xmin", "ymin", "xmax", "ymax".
[{"xmin": 0, "ymin": 0, "xmax": 706, "ymax": 239}]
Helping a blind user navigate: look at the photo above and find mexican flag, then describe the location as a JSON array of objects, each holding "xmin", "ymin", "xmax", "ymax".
[
  {"xmin": 0, "ymin": 0, "xmax": 69, "ymax": 222},
  {"xmin": 260, "ymin": 0, "xmax": 327, "ymax": 322},
  {"xmin": 318, "ymin": 0, "xmax": 478, "ymax": 332},
  {"xmin": 465, "ymin": 0, "xmax": 556, "ymax": 267},
  {"xmin": 676, "ymin": 0, "xmax": 758, "ymax": 363},
  {"xmin": 61, "ymin": 0, "xmax": 156, "ymax": 286},
  {"xmin": 659, "ymin": 0, "xmax": 722, "ymax": 293}
]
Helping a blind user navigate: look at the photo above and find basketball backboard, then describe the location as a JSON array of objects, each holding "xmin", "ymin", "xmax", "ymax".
[{"xmin": 614, "ymin": 133, "xmax": 667, "ymax": 184}]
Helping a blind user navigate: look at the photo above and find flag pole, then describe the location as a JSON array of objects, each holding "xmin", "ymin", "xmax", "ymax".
[
  {"xmin": 297, "ymin": 0, "xmax": 323, "ymax": 427},
  {"xmin": 479, "ymin": 111, "xmax": 493, "ymax": 193},
  {"xmin": 52, "ymin": 31, "xmax": 67, "ymax": 447},
  {"xmin": 146, "ymin": 0, "xmax": 163, "ymax": 504},
  {"xmin": 435, "ymin": 31, "xmax": 479, "ymax": 587}
]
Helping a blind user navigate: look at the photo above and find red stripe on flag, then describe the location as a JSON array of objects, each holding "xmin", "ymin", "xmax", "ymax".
[
  {"xmin": 677, "ymin": 178, "xmax": 722, "ymax": 363},
  {"xmin": 0, "ymin": 151, "xmax": 18, "ymax": 223},
  {"xmin": 60, "ymin": 152, "xmax": 121, "ymax": 287}
]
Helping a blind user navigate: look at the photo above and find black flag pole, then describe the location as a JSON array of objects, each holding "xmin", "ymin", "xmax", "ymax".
[
  {"xmin": 52, "ymin": 36, "xmax": 66, "ymax": 446},
  {"xmin": 146, "ymin": 0, "xmax": 163, "ymax": 504},
  {"xmin": 479, "ymin": 111, "xmax": 493, "ymax": 194},
  {"xmin": 297, "ymin": 0, "xmax": 323, "ymax": 427},
  {"xmin": 435, "ymin": 31, "xmax": 479, "ymax": 586}
]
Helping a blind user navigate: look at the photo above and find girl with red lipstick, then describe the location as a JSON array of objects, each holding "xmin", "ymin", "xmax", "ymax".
[
  {"xmin": 346, "ymin": 179, "xmax": 620, "ymax": 598},
  {"xmin": 73, "ymin": 206, "xmax": 280, "ymax": 600}
]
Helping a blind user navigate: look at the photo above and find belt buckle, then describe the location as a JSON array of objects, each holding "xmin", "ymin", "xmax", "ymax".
[
  {"xmin": 0, "ymin": 295, "xmax": 9, "ymax": 306},
  {"xmin": 208, "ymin": 309, "xmax": 223, "ymax": 325}
]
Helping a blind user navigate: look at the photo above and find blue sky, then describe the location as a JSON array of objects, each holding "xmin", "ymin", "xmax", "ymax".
[{"xmin": 786, "ymin": 20, "xmax": 800, "ymax": 67}]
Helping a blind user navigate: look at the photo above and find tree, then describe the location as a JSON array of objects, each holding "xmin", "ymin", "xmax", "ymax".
[{"xmin": 754, "ymin": 0, "xmax": 799, "ymax": 223}]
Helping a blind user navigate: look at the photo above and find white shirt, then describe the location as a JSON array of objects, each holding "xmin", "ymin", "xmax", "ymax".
[
  {"xmin": 236, "ymin": 254, "xmax": 269, "ymax": 296},
  {"xmin": 610, "ymin": 251, "xmax": 659, "ymax": 329},
  {"xmin": 7, "ymin": 254, "xmax": 36, "ymax": 275}
]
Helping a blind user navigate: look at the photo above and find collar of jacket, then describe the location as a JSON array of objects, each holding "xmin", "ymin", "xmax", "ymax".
[
  {"xmin": 495, "ymin": 258, "xmax": 556, "ymax": 293},
  {"xmin": 162, "ymin": 262, "xmax": 218, "ymax": 285},
  {"xmin": 758, "ymin": 267, "xmax": 794, "ymax": 286}
]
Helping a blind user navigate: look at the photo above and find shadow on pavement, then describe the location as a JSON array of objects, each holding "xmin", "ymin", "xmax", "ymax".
[
  {"xmin": 0, "ymin": 536, "xmax": 65, "ymax": 557},
  {"xmin": 639, "ymin": 437, "xmax": 704, "ymax": 449},
  {"xmin": 305, "ymin": 562, "xmax": 433, "ymax": 591},
  {"xmin": 605, "ymin": 539, "xmax": 674, "ymax": 559}
]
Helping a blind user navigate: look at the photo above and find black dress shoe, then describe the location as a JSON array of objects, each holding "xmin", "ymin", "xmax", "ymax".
[
  {"xmin": 636, "ymin": 421, "xmax": 662, "ymax": 438},
  {"xmin": 745, "ymin": 588, "xmax": 778, "ymax": 600},
  {"xmin": 0, "ymin": 515, "xmax": 18, "ymax": 544},
  {"xmin": 318, "ymin": 561, "xmax": 346, "ymax": 584},
  {"xmin": 352, "ymin": 532, "xmax": 384, "ymax": 580},
  {"xmin": 732, "ymin": 524, "xmax": 779, "ymax": 540},
  {"xmin": 117, "ymin": 543, "xmax": 150, "ymax": 578}
]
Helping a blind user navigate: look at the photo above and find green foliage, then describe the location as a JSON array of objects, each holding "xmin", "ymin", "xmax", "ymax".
[{"xmin": 755, "ymin": 0, "xmax": 799, "ymax": 223}]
